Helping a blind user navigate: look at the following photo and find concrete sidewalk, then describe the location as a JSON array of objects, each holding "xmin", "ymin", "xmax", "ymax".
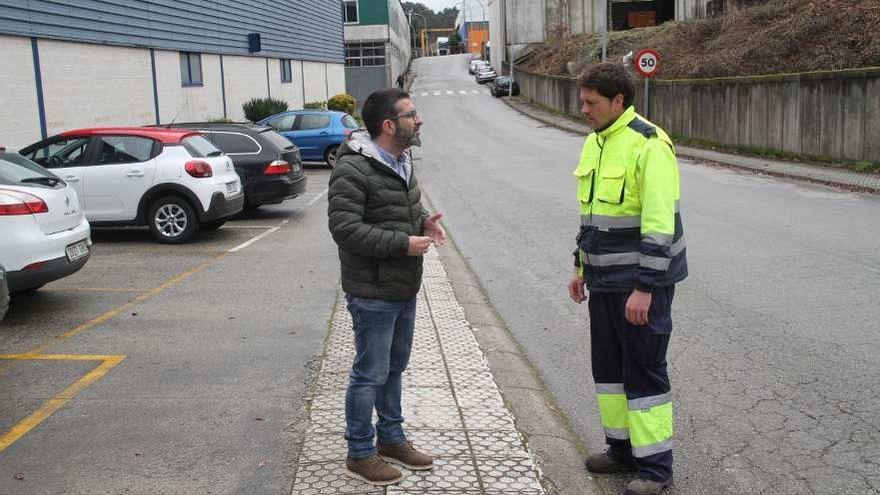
[
  {"xmin": 503, "ymin": 97, "xmax": 880, "ymax": 194},
  {"xmin": 292, "ymin": 251, "xmax": 550, "ymax": 494}
]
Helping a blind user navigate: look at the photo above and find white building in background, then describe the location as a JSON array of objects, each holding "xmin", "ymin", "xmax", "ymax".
[{"xmin": 0, "ymin": 0, "xmax": 346, "ymax": 148}]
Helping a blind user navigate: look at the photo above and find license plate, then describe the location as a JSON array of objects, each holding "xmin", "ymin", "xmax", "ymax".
[
  {"xmin": 65, "ymin": 240, "xmax": 89, "ymax": 262},
  {"xmin": 225, "ymin": 181, "xmax": 240, "ymax": 195}
]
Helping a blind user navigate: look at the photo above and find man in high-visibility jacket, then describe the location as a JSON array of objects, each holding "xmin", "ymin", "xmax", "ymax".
[{"xmin": 567, "ymin": 63, "xmax": 687, "ymax": 495}]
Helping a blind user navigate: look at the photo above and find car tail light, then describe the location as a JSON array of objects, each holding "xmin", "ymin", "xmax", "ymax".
[
  {"xmin": 0, "ymin": 189, "xmax": 49, "ymax": 215},
  {"xmin": 264, "ymin": 160, "xmax": 291, "ymax": 175},
  {"xmin": 185, "ymin": 160, "xmax": 213, "ymax": 178},
  {"xmin": 343, "ymin": 129, "xmax": 353, "ymax": 135},
  {"xmin": 23, "ymin": 261, "xmax": 48, "ymax": 271}
]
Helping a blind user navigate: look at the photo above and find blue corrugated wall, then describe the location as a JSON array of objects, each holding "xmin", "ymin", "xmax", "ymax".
[{"xmin": 0, "ymin": 0, "xmax": 343, "ymax": 63}]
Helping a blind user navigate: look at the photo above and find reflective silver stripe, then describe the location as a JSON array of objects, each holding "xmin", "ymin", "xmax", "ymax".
[
  {"xmin": 628, "ymin": 393, "xmax": 672, "ymax": 411},
  {"xmin": 642, "ymin": 234, "xmax": 673, "ymax": 246},
  {"xmin": 596, "ymin": 383, "xmax": 625, "ymax": 394},
  {"xmin": 639, "ymin": 255, "xmax": 670, "ymax": 271},
  {"xmin": 633, "ymin": 438, "xmax": 675, "ymax": 458},
  {"xmin": 581, "ymin": 214, "xmax": 641, "ymax": 230},
  {"xmin": 604, "ymin": 427, "xmax": 630, "ymax": 440},
  {"xmin": 590, "ymin": 252, "xmax": 639, "ymax": 267},
  {"xmin": 670, "ymin": 238, "xmax": 686, "ymax": 257}
]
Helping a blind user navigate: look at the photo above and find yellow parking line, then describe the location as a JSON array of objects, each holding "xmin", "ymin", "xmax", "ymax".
[
  {"xmin": 41, "ymin": 288, "xmax": 150, "ymax": 293},
  {"xmin": 24, "ymin": 253, "xmax": 227, "ymax": 355},
  {"xmin": 0, "ymin": 354, "xmax": 126, "ymax": 453}
]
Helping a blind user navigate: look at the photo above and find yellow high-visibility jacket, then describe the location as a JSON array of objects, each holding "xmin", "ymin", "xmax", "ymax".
[{"xmin": 574, "ymin": 106, "xmax": 687, "ymax": 292}]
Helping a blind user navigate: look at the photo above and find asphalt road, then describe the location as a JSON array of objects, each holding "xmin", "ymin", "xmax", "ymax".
[
  {"xmin": 0, "ymin": 168, "xmax": 338, "ymax": 494},
  {"xmin": 411, "ymin": 54, "xmax": 880, "ymax": 494}
]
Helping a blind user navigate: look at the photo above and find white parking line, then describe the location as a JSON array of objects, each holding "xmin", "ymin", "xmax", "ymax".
[
  {"xmin": 446, "ymin": 90, "xmax": 454, "ymax": 95},
  {"xmin": 421, "ymin": 92, "xmax": 428, "ymax": 96},
  {"xmin": 306, "ymin": 187, "xmax": 329, "ymax": 207},
  {"xmin": 433, "ymin": 91, "xmax": 441, "ymax": 96},
  {"xmin": 471, "ymin": 90, "xmax": 480, "ymax": 94},
  {"xmin": 459, "ymin": 90, "xmax": 467, "ymax": 95},
  {"xmin": 228, "ymin": 227, "xmax": 280, "ymax": 253}
]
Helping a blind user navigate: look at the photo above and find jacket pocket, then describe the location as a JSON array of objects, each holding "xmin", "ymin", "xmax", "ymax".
[
  {"xmin": 574, "ymin": 166, "xmax": 595, "ymax": 204},
  {"xmin": 596, "ymin": 164, "xmax": 626, "ymax": 204}
]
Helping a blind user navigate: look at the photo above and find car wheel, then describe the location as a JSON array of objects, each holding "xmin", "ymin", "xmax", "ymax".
[
  {"xmin": 148, "ymin": 195, "xmax": 198, "ymax": 244},
  {"xmin": 200, "ymin": 220, "xmax": 226, "ymax": 231},
  {"xmin": 325, "ymin": 145, "xmax": 339, "ymax": 168}
]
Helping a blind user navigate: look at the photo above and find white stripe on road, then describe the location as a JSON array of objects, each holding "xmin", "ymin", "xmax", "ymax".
[
  {"xmin": 459, "ymin": 90, "xmax": 467, "ymax": 95},
  {"xmin": 306, "ymin": 187, "xmax": 329, "ymax": 207},
  {"xmin": 421, "ymin": 92, "xmax": 428, "ymax": 96},
  {"xmin": 228, "ymin": 227, "xmax": 281, "ymax": 253},
  {"xmin": 433, "ymin": 91, "xmax": 441, "ymax": 96},
  {"xmin": 471, "ymin": 90, "xmax": 480, "ymax": 94},
  {"xmin": 446, "ymin": 90, "xmax": 454, "ymax": 95}
]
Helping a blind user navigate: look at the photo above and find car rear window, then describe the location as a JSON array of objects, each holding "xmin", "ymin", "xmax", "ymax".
[
  {"xmin": 210, "ymin": 132, "xmax": 261, "ymax": 154},
  {"xmin": 260, "ymin": 130, "xmax": 296, "ymax": 150},
  {"xmin": 181, "ymin": 135, "xmax": 222, "ymax": 157},
  {"xmin": 0, "ymin": 152, "xmax": 57, "ymax": 185},
  {"xmin": 342, "ymin": 115, "xmax": 360, "ymax": 129}
]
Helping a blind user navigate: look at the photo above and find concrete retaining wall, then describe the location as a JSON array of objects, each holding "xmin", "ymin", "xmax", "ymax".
[{"xmin": 516, "ymin": 68, "xmax": 880, "ymax": 163}]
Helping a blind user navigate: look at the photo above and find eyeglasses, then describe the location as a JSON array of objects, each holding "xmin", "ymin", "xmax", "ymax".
[{"xmin": 390, "ymin": 110, "xmax": 419, "ymax": 121}]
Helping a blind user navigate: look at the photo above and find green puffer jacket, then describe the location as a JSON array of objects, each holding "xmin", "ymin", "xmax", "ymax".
[{"xmin": 328, "ymin": 131, "xmax": 428, "ymax": 301}]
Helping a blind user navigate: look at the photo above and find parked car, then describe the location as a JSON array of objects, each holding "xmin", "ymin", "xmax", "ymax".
[
  {"xmin": 258, "ymin": 110, "xmax": 361, "ymax": 168},
  {"xmin": 0, "ymin": 149, "xmax": 91, "ymax": 293},
  {"xmin": 469, "ymin": 59, "xmax": 488, "ymax": 75},
  {"xmin": 0, "ymin": 264, "xmax": 7, "ymax": 321},
  {"xmin": 476, "ymin": 67, "xmax": 498, "ymax": 84},
  {"xmin": 159, "ymin": 123, "xmax": 306, "ymax": 211},
  {"xmin": 20, "ymin": 127, "xmax": 243, "ymax": 243},
  {"xmin": 491, "ymin": 76, "xmax": 521, "ymax": 97}
]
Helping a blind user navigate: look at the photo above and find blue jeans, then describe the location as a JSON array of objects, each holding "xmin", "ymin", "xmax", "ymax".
[{"xmin": 345, "ymin": 294, "xmax": 417, "ymax": 459}]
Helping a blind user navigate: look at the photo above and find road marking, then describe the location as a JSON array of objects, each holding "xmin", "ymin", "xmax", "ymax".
[
  {"xmin": 306, "ymin": 187, "xmax": 329, "ymax": 207},
  {"xmin": 0, "ymin": 354, "xmax": 126, "ymax": 453},
  {"xmin": 433, "ymin": 91, "xmax": 441, "ymax": 96},
  {"xmin": 41, "ymin": 287, "xmax": 149, "ymax": 293},
  {"xmin": 420, "ymin": 92, "xmax": 428, "ymax": 96},
  {"xmin": 446, "ymin": 90, "xmax": 454, "ymax": 95},
  {"xmin": 459, "ymin": 90, "xmax": 467, "ymax": 95},
  {"xmin": 228, "ymin": 227, "xmax": 280, "ymax": 253},
  {"xmin": 471, "ymin": 90, "xmax": 480, "ymax": 94},
  {"xmin": 221, "ymin": 225, "xmax": 279, "ymax": 230}
]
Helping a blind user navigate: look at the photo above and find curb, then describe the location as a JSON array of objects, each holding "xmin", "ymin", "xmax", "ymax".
[
  {"xmin": 423, "ymin": 192, "xmax": 607, "ymax": 495},
  {"xmin": 501, "ymin": 97, "xmax": 880, "ymax": 195}
]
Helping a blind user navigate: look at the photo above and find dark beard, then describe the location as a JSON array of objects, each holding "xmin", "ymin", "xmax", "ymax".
[{"xmin": 395, "ymin": 128, "xmax": 421, "ymax": 148}]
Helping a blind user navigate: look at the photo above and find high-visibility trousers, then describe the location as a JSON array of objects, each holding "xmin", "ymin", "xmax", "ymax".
[{"xmin": 588, "ymin": 286, "xmax": 675, "ymax": 482}]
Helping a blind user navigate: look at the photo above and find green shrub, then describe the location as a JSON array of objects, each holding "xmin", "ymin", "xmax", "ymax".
[
  {"xmin": 853, "ymin": 161, "xmax": 880, "ymax": 173},
  {"xmin": 327, "ymin": 93, "xmax": 357, "ymax": 115},
  {"xmin": 304, "ymin": 101, "xmax": 327, "ymax": 110},
  {"xmin": 207, "ymin": 116, "xmax": 233, "ymax": 123},
  {"xmin": 242, "ymin": 97, "xmax": 288, "ymax": 122}
]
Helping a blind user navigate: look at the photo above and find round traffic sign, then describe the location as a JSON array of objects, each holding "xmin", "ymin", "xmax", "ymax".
[{"xmin": 634, "ymin": 49, "xmax": 661, "ymax": 78}]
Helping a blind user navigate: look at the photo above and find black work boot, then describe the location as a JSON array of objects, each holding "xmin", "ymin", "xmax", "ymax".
[
  {"xmin": 624, "ymin": 477, "xmax": 673, "ymax": 495},
  {"xmin": 584, "ymin": 450, "xmax": 637, "ymax": 474}
]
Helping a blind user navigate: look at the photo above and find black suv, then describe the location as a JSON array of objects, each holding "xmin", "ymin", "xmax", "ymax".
[{"xmin": 162, "ymin": 123, "xmax": 307, "ymax": 210}]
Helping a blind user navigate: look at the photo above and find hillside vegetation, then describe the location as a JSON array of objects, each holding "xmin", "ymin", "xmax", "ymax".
[{"xmin": 522, "ymin": 0, "xmax": 880, "ymax": 79}]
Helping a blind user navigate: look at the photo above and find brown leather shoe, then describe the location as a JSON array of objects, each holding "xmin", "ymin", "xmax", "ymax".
[
  {"xmin": 378, "ymin": 440, "xmax": 434, "ymax": 470},
  {"xmin": 345, "ymin": 454, "xmax": 403, "ymax": 486}
]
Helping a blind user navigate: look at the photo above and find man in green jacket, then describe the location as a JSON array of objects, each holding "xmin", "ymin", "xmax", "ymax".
[
  {"xmin": 568, "ymin": 63, "xmax": 687, "ymax": 495},
  {"xmin": 328, "ymin": 88, "xmax": 446, "ymax": 486}
]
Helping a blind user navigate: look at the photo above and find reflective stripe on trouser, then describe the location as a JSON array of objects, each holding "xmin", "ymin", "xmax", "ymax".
[
  {"xmin": 588, "ymin": 286, "xmax": 676, "ymax": 482},
  {"xmin": 595, "ymin": 383, "xmax": 628, "ymax": 440}
]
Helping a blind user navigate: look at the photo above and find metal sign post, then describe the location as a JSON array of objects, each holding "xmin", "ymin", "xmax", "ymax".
[{"xmin": 633, "ymin": 49, "xmax": 660, "ymax": 118}]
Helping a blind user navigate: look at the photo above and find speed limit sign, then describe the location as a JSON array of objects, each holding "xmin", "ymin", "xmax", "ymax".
[{"xmin": 634, "ymin": 49, "xmax": 660, "ymax": 78}]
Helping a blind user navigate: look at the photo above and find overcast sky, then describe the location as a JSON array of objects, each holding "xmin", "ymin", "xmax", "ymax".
[{"xmin": 417, "ymin": 0, "xmax": 488, "ymax": 20}]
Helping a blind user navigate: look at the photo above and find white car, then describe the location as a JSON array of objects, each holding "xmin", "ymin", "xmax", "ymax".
[
  {"xmin": 20, "ymin": 127, "xmax": 244, "ymax": 243},
  {"xmin": 0, "ymin": 150, "xmax": 91, "ymax": 293}
]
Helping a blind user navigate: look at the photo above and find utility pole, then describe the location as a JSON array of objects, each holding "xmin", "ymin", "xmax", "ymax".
[{"xmin": 601, "ymin": 0, "xmax": 608, "ymax": 61}]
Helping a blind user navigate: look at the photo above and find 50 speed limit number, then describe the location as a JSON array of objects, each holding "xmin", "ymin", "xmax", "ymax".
[{"xmin": 634, "ymin": 49, "xmax": 660, "ymax": 78}]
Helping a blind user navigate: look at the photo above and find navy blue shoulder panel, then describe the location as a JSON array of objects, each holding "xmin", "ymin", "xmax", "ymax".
[{"xmin": 628, "ymin": 118, "xmax": 657, "ymax": 138}]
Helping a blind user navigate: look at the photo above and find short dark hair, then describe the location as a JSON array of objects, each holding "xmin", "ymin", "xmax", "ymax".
[
  {"xmin": 362, "ymin": 88, "xmax": 411, "ymax": 139},
  {"xmin": 578, "ymin": 63, "xmax": 635, "ymax": 108}
]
